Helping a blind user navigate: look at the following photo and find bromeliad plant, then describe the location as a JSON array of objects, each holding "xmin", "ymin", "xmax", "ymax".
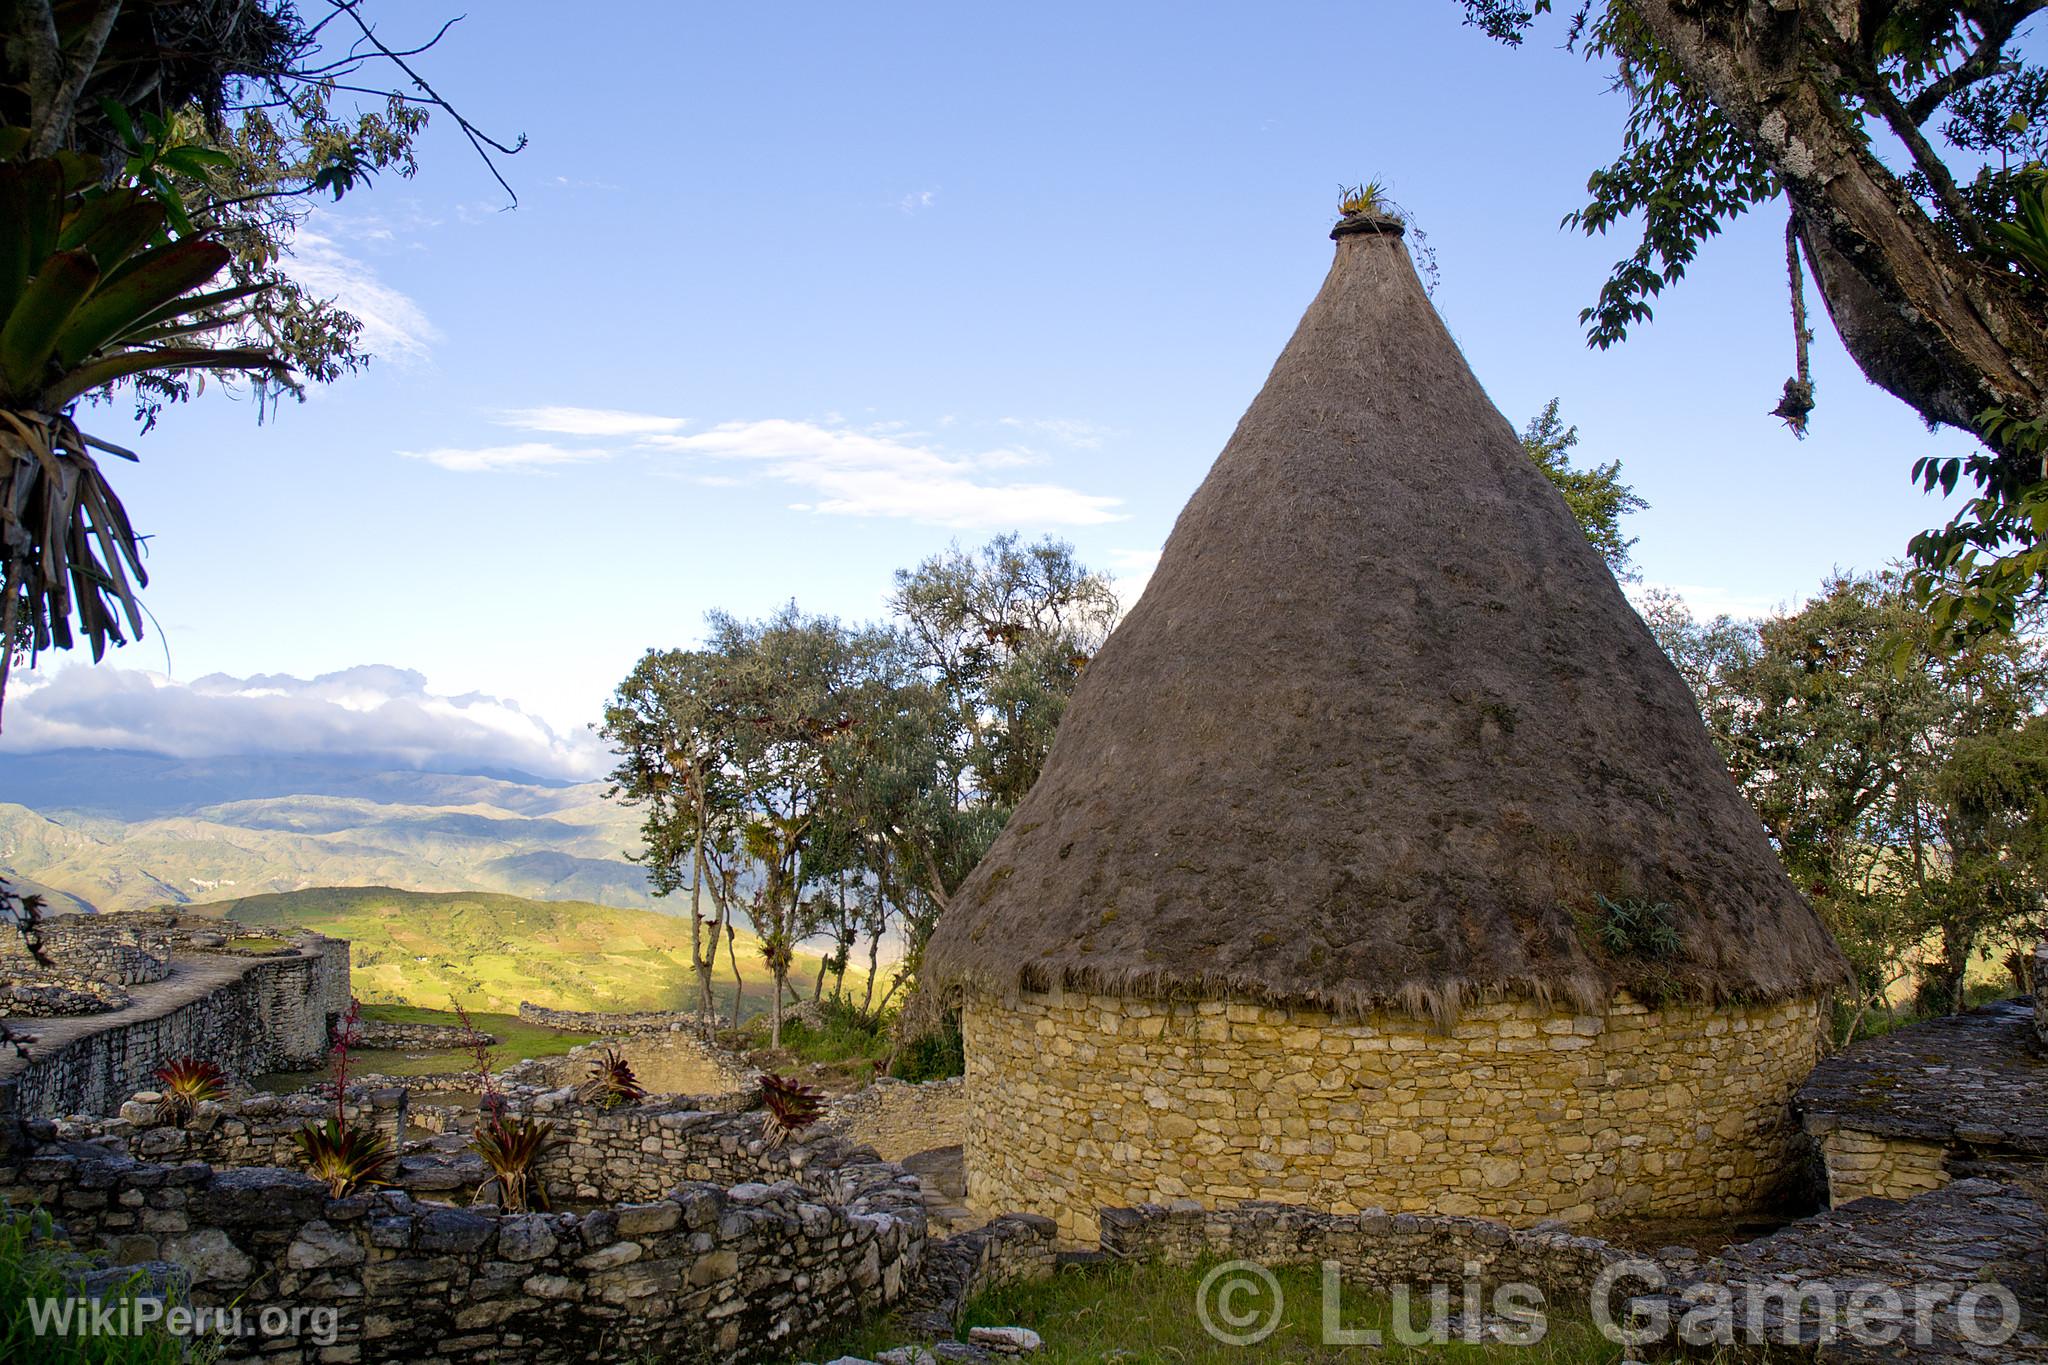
[
  {"xmin": 574, "ymin": 1045, "xmax": 647, "ymax": 1110},
  {"xmin": 453, "ymin": 998, "xmax": 555, "ymax": 1211},
  {"xmin": 291, "ymin": 997, "xmax": 393, "ymax": 1196},
  {"xmin": 756, "ymin": 1072, "xmax": 824, "ymax": 1150},
  {"xmin": 292, "ymin": 1116, "xmax": 396, "ymax": 1198},
  {"xmin": 151, "ymin": 1057, "xmax": 227, "ymax": 1126},
  {"xmin": 0, "ymin": 125, "xmax": 287, "ymax": 721},
  {"xmin": 470, "ymin": 1113, "xmax": 556, "ymax": 1213}
]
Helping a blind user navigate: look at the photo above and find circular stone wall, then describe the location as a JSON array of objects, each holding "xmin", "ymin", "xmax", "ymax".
[{"xmin": 963, "ymin": 987, "xmax": 1823, "ymax": 1244}]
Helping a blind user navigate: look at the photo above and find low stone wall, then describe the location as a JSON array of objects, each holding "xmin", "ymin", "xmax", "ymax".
[
  {"xmin": 0, "ymin": 1141, "xmax": 927, "ymax": 1365},
  {"xmin": 829, "ymin": 1076, "xmax": 966, "ymax": 1162},
  {"xmin": 2037, "ymin": 941, "xmax": 2046, "ymax": 1053},
  {"xmin": 356, "ymin": 1021, "xmax": 496, "ymax": 1052},
  {"xmin": 1814, "ymin": 1126, "xmax": 1951, "ymax": 1205},
  {"xmin": 0, "ymin": 936, "xmax": 351, "ymax": 1123},
  {"xmin": 2, "ymin": 974, "xmax": 129, "ymax": 1016},
  {"xmin": 516, "ymin": 1002, "xmax": 699, "ymax": 1035},
  {"xmin": 0, "ymin": 915, "xmax": 173, "ymax": 986},
  {"xmin": 410, "ymin": 1092, "xmax": 829, "ymax": 1205},
  {"xmin": 1099, "ymin": 1199, "xmax": 1640, "ymax": 1294},
  {"xmin": 966, "ymin": 986, "xmax": 1824, "ymax": 1243},
  {"xmin": 43, "ymin": 1087, "xmax": 412, "ymax": 1171},
  {"xmin": 896, "ymin": 1212, "xmax": 1060, "ymax": 1340}
]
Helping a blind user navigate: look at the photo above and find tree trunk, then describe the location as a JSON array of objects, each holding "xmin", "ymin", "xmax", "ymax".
[
  {"xmin": 862, "ymin": 924, "xmax": 881, "ymax": 1015},
  {"xmin": 1630, "ymin": 1, "xmax": 2048, "ymax": 442},
  {"xmin": 727, "ymin": 924, "xmax": 744, "ymax": 1030},
  {"xmin": 689, "ymin": 771, "xmax": 714, "ymax": 1018}
]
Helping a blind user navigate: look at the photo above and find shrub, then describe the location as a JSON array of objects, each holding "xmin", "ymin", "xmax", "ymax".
[
  {"xmin": 0, "ymin": 1205, "xmax": 190, "ymax": 1364},
  {"xmin": 1594, "ymin": 895, "xmax": 1681, "ymax": 959},
  {"xmin": 892, "ymin": 1011, "xmax": 965, "ymax": 1083},
  {"xmin": 150, "ymin": 1057, "xmax": 227, "ymax": 1126},
  {"xmin": 756, "ymin": 1073, "xmax": 825, "ymax": 1149},
  {"xmin": 469, "ymin": 1114, "xmax": 555, "ymax": 1212},
  {"xmin": 291, "ymin": 1117, "xmax": 395, "ymax": 1198},
  {"xmin": 573, "ymin": 1045, "xmax": 647, "ymax": 1110}
]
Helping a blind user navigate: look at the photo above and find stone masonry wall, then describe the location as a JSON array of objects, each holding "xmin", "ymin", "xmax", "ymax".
[
  {"xmin": 516, "ymin": 1002, "xmax": 698, "ymax": 1035},
  {"xmin": 2, "ymin": 939, "xmax": 351, "ymax": 1121},
  {"xmin": 2037, "ymin": 940, "xmax": 2047, "ymax": 1053},
  {"xmin": 1816, "ymin": 1127, "xmax": 1951, "ymax": 1205},
  {"xmin": 0, "ymin": 1143, "xmax": 926, "ymax": 1365},
  {"xmin": 1098, "ymin": 1199, "xmax": 1641, "ymax": 1294},
  {"xmin": 0, "ymin": 916, "xmax": 172, "ymax": 985},
  {"xmin": 52, "ymin": 1087, "xmax": 413, "ymax": 1171},
  {"xmin": 965, "ymin": 987, "xmax": 1824, "ymax": 1244}
]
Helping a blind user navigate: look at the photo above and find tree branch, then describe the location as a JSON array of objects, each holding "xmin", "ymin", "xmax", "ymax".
[
  {"xmin": 26, "ymin": 0, "xmax": 125, "ymax": 156},
  {"xmin": 1903, "ymin": 2, "xmax": 2045, "ymax": 124}
]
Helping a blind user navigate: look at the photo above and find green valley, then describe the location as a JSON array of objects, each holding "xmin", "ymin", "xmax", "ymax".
[{"xmin": 210, "ymin": 886, "xmax": 863, "ymax": 1018}]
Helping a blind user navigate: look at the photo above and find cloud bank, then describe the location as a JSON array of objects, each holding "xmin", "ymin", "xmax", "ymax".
[
  {"xmin": 408, "ymin": 406, "xmax": 1125, "ymax": 528},
  {"xmin": 0, "ymin": 666, "xmax": 609, "ymax": 782}
]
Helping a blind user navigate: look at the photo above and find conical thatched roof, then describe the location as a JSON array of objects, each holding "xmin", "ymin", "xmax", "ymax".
[{"xmin": 925, "ymin": 214, "xmax": 1849, "ymax": 1021}]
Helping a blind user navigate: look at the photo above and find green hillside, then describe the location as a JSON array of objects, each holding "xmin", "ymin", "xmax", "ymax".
[{"xmin": 209, "ymin": 886, "xmax": 857, "ymax": 1017}]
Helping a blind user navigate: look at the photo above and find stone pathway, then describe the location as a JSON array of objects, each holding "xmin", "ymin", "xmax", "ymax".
[
  {"xmin": 1641, "ymin": 1178, "xmax": 2047, "ymax": 1363},
  {"xmin": 1799, "ymin": 999, "xmax": 2048, "ymax": 1162},
  {"xmin": 901, "ymin": 1144, "xmax": 977, "ymax": 1235},
  {"xmin": 0, "ymin": 953, "xmax": 270, "ymax": 1089}
]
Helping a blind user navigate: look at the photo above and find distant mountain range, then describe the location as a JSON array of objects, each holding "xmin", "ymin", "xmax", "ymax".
[{"xmin": 0, "ymin": 748, "xmax": 660, "ymax": 915}]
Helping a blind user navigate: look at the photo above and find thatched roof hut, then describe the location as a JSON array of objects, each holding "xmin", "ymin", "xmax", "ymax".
[{"xmin": 926, "ymin": 211, "xmax": 1847, "ymax": 1024}]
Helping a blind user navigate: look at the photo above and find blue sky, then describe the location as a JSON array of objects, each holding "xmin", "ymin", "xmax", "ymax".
[{"xmin": 4, "ymin": 1, "xmax": 1989, "ymax": 760}]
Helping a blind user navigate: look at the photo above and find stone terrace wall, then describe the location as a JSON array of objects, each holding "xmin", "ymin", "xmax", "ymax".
[
  {"xmin": 1, "ymin": 938, "xmax": 350, "ymax": 1122},
  {"xmin": 1813, "ymin": 1127, "xmax": 1952, "ymax": 1205},
  {"xmin": 0, "ymin": 915, "xmax": 172, "ymax": 986},
  {"xmin": 966, "ymin": 987, "xmax": 1824, "ymax": 1243},
  {"xmin": 48, "ymin": 1087, "xmax": 411, "ymax": 1171},
  {"xmin": 410, "ymin": 1094, "xmax": 835, "ymax": 1206},
  {"xmin": 356, "ymin": 1020, "xmax": 497, "ymax": 1051},
  {"xmin": 2037, "ymin": 940, "xmax": 2046, "ymax": 1053},
  {"xmin": 1098, "ymin": 1199, "xmax": 1640, "ymax": 1295},
  {"xmin": 516, "ymin": 1002, "xmax": 698, "ymax": 1035},
  {"xmin": 0, "ymin": 1143, "xmax": 927, "ymax": 1365}
]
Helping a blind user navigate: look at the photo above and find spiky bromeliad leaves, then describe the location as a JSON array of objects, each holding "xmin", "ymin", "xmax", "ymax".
[
  {"xmin": 574, "ymin": 1045, "xmax": 648, "ymax": 1110},
  {"xmin": 291, "ymin": 1116, "xmax": 396, "ymax": 1198},
  {"xmin": 152, "ymin": 1057, "xmax": 228, "ymax": 1126},
  {"xmin": 756, "ymin": 1072, "xmax": 824, "ymax": 1150},
  {"xmin": 469, "ymin": 1114, "xmax": 556, "ymax": 1212},
  {"xmin": 0, "ymin": 128, "xmax": 287, "ymax": 724}
]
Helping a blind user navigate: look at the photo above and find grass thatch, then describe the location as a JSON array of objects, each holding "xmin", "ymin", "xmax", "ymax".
[{"xmin": 925, "ymin": 214, "xmax": 1851, "ymax": 1024}]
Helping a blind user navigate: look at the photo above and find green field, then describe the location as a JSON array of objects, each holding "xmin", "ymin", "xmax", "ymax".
[{"xmin": 207, "ymin": 885, "xmax": 863, "ymax": 1018}]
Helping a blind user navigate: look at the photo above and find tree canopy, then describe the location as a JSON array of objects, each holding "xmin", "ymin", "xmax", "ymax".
[
  {"xmin": 0, "ymin": 1, "xmax": 519, "ymax": 721},
  {"xmin": 1643, "ymin": 574, "xmax": 2048, "ymax": 1037},
  {"xmin": 1460, "ymin": 2, "xmax": 2048, "ymax": 639},
  {"xmin": 1521, "ymin": 398, "xmax": 1647, "ymax": 578},
  {"xmin": 603, "ymin": 535, "xmax": 1118, "ymax": 1049}
]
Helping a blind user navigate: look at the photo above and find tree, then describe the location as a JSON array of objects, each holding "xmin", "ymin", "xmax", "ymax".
[
  {"xmin": 1521, "ymin": 398, "xmax": 1648, "ymax": 577},
  {"xmin": 1460, "ymin": 2, "xmax": 2048, "ymax": 635},
  {"xmin": 0, "ymin": 2, "xmax": 521, "ymax": 721},
  {"xmin": 601, "ymin": 648, "xmax": 747, "ymax": 1020},
  {"xmin": 1645, "ymin": 574, "xmax": 2048, "ymax": 1038}
]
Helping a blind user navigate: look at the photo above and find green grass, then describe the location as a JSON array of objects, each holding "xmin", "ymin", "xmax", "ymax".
[
  {"xmin": 207, "ymin": 885, "xmax": 861, "ymax": 1019},
  {"xmin": 808, "ymin": 1258, "xmax": 1675, "ymax": 1364},
  {"xmin": 0, "ymin": 1206, "xmax": 200, "ymax": 1364},
  {"xmin": 253, "ymin": 1004, "xmax": 596, "ymax": 1088}
]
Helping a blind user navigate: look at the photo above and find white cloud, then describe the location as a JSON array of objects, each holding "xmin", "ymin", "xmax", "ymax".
[
  {"xmin": 897, "ymin": 189, "xmax": 938, "ymax": 213},
  {"xmin": 644, "ymin": 418, "xmax": 1124, "ymax": 528},
  {"xmin": 286, "ymin": 230, "xmax": 441, "ymax": 363},
  {"xmin": 998, "ymin": 417, "xmax": 1109, "ymax": 449},
  {"xmin": 497, "ymin": 406, "xmax": 688, "ymax": 437},
  {"xmin": 1106, "ymin": 547, "xmax": 1162, "ymax": 607},
  {"xmin": 0, "ymin": 665, "xmax": 608, "ymax": 781},
  {"xmin": 398, "ymin": 442, "xmax": 610, "ymax": 473}
]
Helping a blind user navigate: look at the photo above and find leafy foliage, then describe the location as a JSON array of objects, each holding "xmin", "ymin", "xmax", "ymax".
[
  {"xmin": 1592, "ymin": 895, "xmax": 1680, "ymax": 959},
  {"xmin": 469, "ymin": 1114, "xmax": 555, "ymax": 1212},
  {"xmin": 1644, "ymin": 575, "xmax": 2048, "ymax": 1038},
  {"xmin": 0, "ymin": 1204, "xmax": 194, "ymax": 1364},
  {"xmin": 574, "ymin": 1045, "xmax": 648, "ymax": 1110},
  {"xmin": 151, "ymin": 1057, "xmax": 228, "ymax": 1126},
  {"xmin": 756, "ymin": 1072, "xmax": 825, "ymax": 1149},
  {"xmin": 1520, "ymin": 399, "xmax": 1646, "ymax": 577},
  {"xmin": 292, "ymin": 1116, "xmax": 395, "ymax": 1198}
]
